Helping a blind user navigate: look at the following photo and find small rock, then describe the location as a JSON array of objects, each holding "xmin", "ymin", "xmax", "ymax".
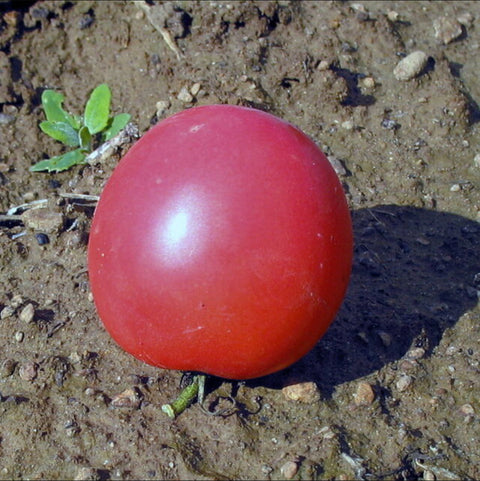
[
  {"xmin": 317, "ymin": 60, "xmax": 330, "ymax": 71},
  {"xmin": 319, "ymin": 426, "xmax": 336, "ymax": 440},
  {"xmin": 327, "ymin": 155, "xmax": 347, "ymax": 176},
  {"xmin": 406, "ymin": 347, "xmax": 425, "ymax": 360},
  {"xmin": 19, "ymin": 361, "xmax": 38, "ymax": 381},
  {"xmin": 110, "ymin": 387, "xmax": 141, "ymax": 408},
  {"xmin": 458, "ymin": 403, "xmax": 475, "ymax": 416},
  {"xmin": 433, "ymin": 17, "xmax": 463, "ymax": 45},
  {"xmin": 0, "ymin": 359, "xmax": 17, "ymax": 378},
  {"xmin": 450, "ymin": 183, "xmax": 461, "ymax": 192},
  {"xmin": 0, "ymin": 113, "xmax": 15, "ymax": 125},
  {"xmin": 362, "ymin": 76, "xmax": 375, "ymax": 88},
  {"xmin": 457, "ymin": 12, "xmax": 474, "ymax": 28},
  {"xmin": 19, "ymin": 303, "xmax": 35, "ymax": 323},
  {"xmin": 394, "ymin": 51, "xmax": 429, "ymax": 81},
  {"xmin": 473, "ymin": 153, "xmax": 480, "ymax": 168},
  {"xmin": 280, "ymin": 460, "xmax": 299, "ymax": 480},
  {"xmin": 155, "ymin": 100, "xmax": 170, "ymax": 117},
  {"xmin": 14, "ymin": 331, "xmax": 24, "ymax": 342},
  {"xmin": 387, "ymin": 10, "xmax": 400, "ymax": 22},
  {"xmin": 354, "ymin": 382, "xmax": 375, "ymax": 405},
  {"xmin": 1, "ymin": 305, "xmax": 15, "ymax": 320},
  {"xmin": 10, "ymin": 295, "xmax": 24, "ymax": 308},
  {"xmin": 74, "ymin": 467, "xmax": 101, "ymax": 481},
  {"xmin": 341, "ymin": 120, "xmax": 354, "ymax": 130},
  {"xmin": 35, "ymin": 233, "xmax": 50, "ymax": 245},
  {"xmin": 177, "ymin": 86, "xmax": 193, "ymax": 103},
  {"xmin": 282, "ymin": 382, "xmax": 321, "ymax": 403},
  {"xmin": 190, "ymin": 82, "xmax": 201, "ymax": 97},
  {"xmin": 21, "ymin": 208, "xmax": 64, "ymax": 233},
  {"xmin": 396, "ymin": 374, "xmax": 413, "ymax": 392},
  {"xmin": 423, "ymin": 470, "xmax": 436, "ymax": 481}
]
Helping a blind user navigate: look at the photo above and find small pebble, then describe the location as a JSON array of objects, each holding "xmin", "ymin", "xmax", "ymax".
[
  {"xmin": 19, "ymin": 303, "xmax": 35, "ymax": 323},
  {"xmin": 155, "ymin": 100, "xmax": 170, "ymax": 118},
  {"xmin": 458, "ymin": 403, "xmax": 475, "ymax": 416},
  {"xmin": 0, "ymin": 359, "xmax": 17, "ymax": 378},
  {"xmin": 362, "ymin": 76, "xmax": 375, "ymax": 88},
  {"xmin": 396, "ymin": 374, "xmax": 413, "ymax": 392},
  {"xmin": 433, "ymin": 17, "xmax": 463, "ymax": 45},
  {"xmin": 10, "ymin": 294, "xmax": 23, "ymax": 308},
  {"xmin": 423, "ymin": 470, "xmax": 436, "ymax": 481},
  {"xmin": 354, "ymin": 382, "xmax": 375, "ymax": 405},
  {"xmin": 1, "ymin": 305, "xmax": 15, "ymax": 320},
  {"xmin": 319, "ymin": 426, "xmax": 336, "ymax": 440},
  {"xmin": 450, "ymin": 183, "xmax": 461, "ymax": 192},
  {"xmin": 457, "ymin": 12, "xmax": 474, "ymax": 28},
  {"xmin": 19, "ymin": 361, "xmax": 38, "ymax": 381},
  {"xmin": 110, "ymin": 387, "xmax": 141, "ymax": 408},
  {"xmin": 317, "ymin": 60, "xmax": 330, "ymax": 71},
  {"xmin": 190, "ymin": 82, "xmax": 201, "ymax": 97},
  {"xmin": 393, "ymin": 51, "xmax": 429, "ymax": 81},
  {"xmin": 327, "ymin": 156, "xmax": 347, "ymax": 176},
  {"xmin": 35, "ymin": 233, "xmax": 50, "ymax": 245},
  {"xmin": 21, "ymin": 208, "xmax": 64, "ymax": 233},
  {"xmin": 74, "ymin": 467, "xmax": 101, "ymax": 481},
  {"xmin": 280, "ymin": 460, "xmax": 299, "ymax": 480},
  {"xmin": 387, "ymin": 10, "xmax": 399, "ymax": 22},
  {"xmin": 282, "ymin": 381, "xmax": 321, "ymax": 403},
  {"xmin": 473, "ymin": 153, "xmax": 480, "ymax": 168},
  {"xmin": 0, "ymin": 113, "xmax": 15, "ymax": 125},
  {"xmin": 14, "ymin": 331, "xmax": 24, "ymax": 342},
  {"xmin": 177, "ymin": 86, "xmax": 193, "ymax": 103},
  {"xmin": 406, "ymin": 347, "xmax": 425, "ymax": 359},
  {"xmin": 341, "ymin": 120, "xmax": 354, "ymax": 130}
]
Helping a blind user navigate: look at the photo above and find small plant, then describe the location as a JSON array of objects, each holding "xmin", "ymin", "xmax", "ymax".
[{"xmin": 30, "ymin": 83, "xmax": 131, "ymax": 172}]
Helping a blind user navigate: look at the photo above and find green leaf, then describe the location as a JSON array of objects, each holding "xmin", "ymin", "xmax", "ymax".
[
  {"xmin": 41, "ymin": 90, "xmax": 80, "ymax": 130},
  {"xmin": 84, "ymin": 83, "xmax": 111, "ymax": 135},
  {"xmin": 78, "ymin": 125, "xmax": 92, "ymax": 150},
  {"xmin": 103, "ymin": 113, "xmax": 131, "ymax": 141},
  {"xmin": 40, "ymin": 121, "xmax": 80, "ymax": 147},
  {"xmin": 29, "ymin": 149, "xmax": 87, "ymax": 173}
]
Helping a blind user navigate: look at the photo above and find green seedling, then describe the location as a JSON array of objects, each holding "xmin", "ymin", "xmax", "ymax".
[{"xmin": 30, "ymin": 84, "xmax": 131, "ymax": 172}]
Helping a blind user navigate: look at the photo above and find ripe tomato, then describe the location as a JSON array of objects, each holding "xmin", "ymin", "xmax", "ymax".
[{"xmin": 88, "ymin": 105, "xmax": 352, "ymax": 380}]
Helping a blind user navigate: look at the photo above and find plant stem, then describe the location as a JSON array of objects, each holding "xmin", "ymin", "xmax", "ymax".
[{"xmin": 162, "ymin": 374, "xmax": 206, "ymax": 419}]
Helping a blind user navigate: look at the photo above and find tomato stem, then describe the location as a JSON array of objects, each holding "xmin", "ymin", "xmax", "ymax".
[{"xmin": 161, "ymin": 374, "xmax": 206, "ymax": 418}]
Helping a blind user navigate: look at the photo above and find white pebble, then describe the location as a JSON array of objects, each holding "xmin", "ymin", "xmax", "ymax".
[
  {"xmin": 1, "ymin": 305, "xmax": 15, "ymax": 320},
  {"xmin": 362, "ymin": 76, "xmax": 375, "ymax": 88},
  {"xmin": 14, "ymin": 331, "xmax": 24, "ymax": 342},
  {"xmin": 177, "ymin": 86, "xmax": 193, "ymax": 103},
  {"xmin": 155, "ymin": 100, "xmax": 170, "ymax": 117},
  {"xmin": 394, "ymin": 51, "xmax": 429, "ymax": 81},
  {"xmin": 473, "ymin": 153, "xmax": 480, "ymax": 168},
  {"xmin": 433, "ymin": 16, "xmax": 463, "ymax": 45},
  {"xmin": 396, "ymin": 374, "xmax": 413, "ymax": 392},
  {"xmin": 190, "ymin": 82, "xmax": 201, "ymax": 96},
  {"xmin": 280, "ymin": 461, "xmax": 299, "ymax": 480},
  {"xmin": 450, "ymin": 184, "xmax": 461, "ymax": 192},
  {"xmin": 19, "ymin": 303, "xmax": 35, "ymax": 323}
]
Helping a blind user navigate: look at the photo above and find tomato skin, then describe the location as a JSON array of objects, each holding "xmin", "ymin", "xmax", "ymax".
[{"xmin": 88, "ymin": 105, "xmax": 352, "ymax": 380}]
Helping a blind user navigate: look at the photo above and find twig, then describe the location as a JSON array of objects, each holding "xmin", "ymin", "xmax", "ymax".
[{"xmin": 85, "ymin": 122, "xmax": 139, "ymax": 165}]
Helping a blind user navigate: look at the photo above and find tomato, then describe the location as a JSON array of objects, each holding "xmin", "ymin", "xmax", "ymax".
[{"xmin": 88, "ymin": 105, "xmax": 352, "ymax": 380}]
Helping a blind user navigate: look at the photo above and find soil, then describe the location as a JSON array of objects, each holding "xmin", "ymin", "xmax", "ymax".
[{"xmin": 0, "ymin": 1, "xmax": 479, "ymax": 480}]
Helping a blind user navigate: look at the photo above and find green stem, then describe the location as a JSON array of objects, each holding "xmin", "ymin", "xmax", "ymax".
[{"xmin": 162, "ymin": 374, "xmax": 206, "ymax": 419}]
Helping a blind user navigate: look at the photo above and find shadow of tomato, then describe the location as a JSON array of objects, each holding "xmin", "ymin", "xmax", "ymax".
[{"xmin": 251, "ymin": 205, "xmax": 480, "ymax": 395}]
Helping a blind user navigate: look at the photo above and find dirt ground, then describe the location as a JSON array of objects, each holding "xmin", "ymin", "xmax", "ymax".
[{"xmin": 0, "ymin": 1, "xmax": 479, "ymax": 479}]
